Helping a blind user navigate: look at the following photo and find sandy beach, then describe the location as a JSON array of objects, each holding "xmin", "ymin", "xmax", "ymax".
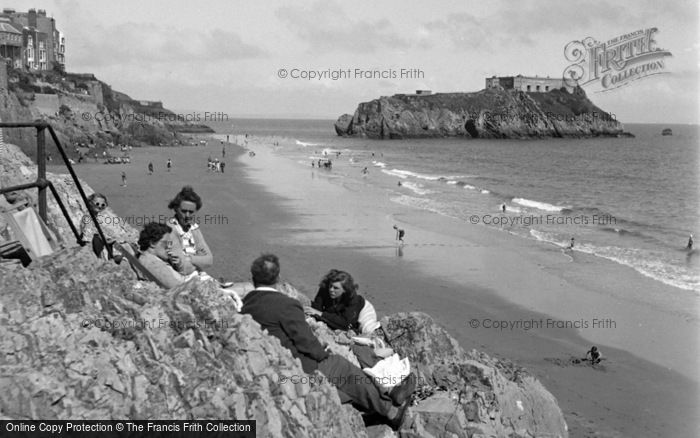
[{"xmin": 65, "ymin": 137, "xmax": 699, "ymax": 437}]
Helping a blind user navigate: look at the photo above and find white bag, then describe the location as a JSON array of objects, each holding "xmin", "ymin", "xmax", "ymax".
[{"xmin": 363, "ymin": 353, "xmax": 410, "ymax": 391}]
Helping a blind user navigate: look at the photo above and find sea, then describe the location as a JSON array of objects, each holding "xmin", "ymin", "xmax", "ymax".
[{"xmin": 206, "ymin": 119, "xmax": 699, "ymax": 292}]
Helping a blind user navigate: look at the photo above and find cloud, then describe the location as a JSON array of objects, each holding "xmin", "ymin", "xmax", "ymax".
[
  {"xmin": 69, "ymin": 22, "xmax": 265, "ymax": 69},
  {"xmin": 275, "ymin": 1, "xmax": 414, "ymax": 53}
]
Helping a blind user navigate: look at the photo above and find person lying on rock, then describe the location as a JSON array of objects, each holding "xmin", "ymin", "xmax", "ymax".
[
  {"xmin": 166, "ymin": 186, "xmax": 213, "ymax": 275},
  {"xmin": 305, "ymin": 269, "xmax": 367, "ymax": 332},
  {"xmin": 241, "ymin": 254, "xmax": 411, "ymax": 428}
]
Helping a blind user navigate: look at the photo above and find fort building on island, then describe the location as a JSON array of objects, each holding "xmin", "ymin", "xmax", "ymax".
[
  {"xmin": 0, "ymin": 7, "xmax": 64, "ymax": 71},
  {"xmin": 485, "ymin": 75, "xmax": 574, "ymax": 93}
]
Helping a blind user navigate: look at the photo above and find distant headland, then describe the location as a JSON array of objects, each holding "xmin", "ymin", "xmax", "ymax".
[{"xmin": 335, "ymin": 75, "xmax": 633, "ymax": 139}]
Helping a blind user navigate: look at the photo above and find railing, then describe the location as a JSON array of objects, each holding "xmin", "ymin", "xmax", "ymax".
[{"xmin": 0, "ymin": 122, "xmax": 109, "ymax": 254}]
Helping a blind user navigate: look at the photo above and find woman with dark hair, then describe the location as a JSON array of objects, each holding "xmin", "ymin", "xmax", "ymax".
[
  {"xmin": 137, "ymin": 222, "xmax": 242, "ymax": 309},
  {"xmin": 305, "ymin": 269, "xmax": 366, "ymax": 331},
  {"xmin": 137, "ymin": 222, "xmax": 195, "ymax": 288},
  {"xmin": 167, "ymin": 186, "xmax": 213, "ymax": 274}
]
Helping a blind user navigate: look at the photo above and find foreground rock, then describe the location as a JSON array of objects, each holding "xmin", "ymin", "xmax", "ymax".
[
  {"xmin": 383, "ymin": 313, "xmax": 568, "ymax": 438},
  {"xmin": 335, "ymin": 87, "xmax": 631, "ymax": 139},
  {"xmin": 0, "ymin": 246, "xmax": 367, "ymax": 437}
]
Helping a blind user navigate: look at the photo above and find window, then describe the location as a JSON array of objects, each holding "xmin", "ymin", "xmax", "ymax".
[
  {"xmin": 536, "ymin": 85, "xmax": 541, "ymax": 91},
  {"xmin": 545, "ymin": 86, "xmax": 549, "ymax": 91},
  {"xmin": 526, "ymin": 85, "xmax": 531, "ymax": 91}
]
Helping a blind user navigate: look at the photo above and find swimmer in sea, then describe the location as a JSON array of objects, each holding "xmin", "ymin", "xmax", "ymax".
[{"xmin": 687, "ymin": 234, "xmax": 693, "ymax": 250}]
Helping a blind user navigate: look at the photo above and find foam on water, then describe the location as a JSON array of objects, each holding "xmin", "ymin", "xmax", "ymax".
[
  {"xmin": 400, "ymin": 181, "xmax": 434, "ymax": 196},
  {"xmin": 295, "ymin": 140, "xmax": 319, "ymax": 147},
  {"xmin": 513, "ymin": 197, "xmax": 568, "ymax": 212},
  {"xmin": 529, "ymin": 230, "xmax": 699, "ymax": 292}
]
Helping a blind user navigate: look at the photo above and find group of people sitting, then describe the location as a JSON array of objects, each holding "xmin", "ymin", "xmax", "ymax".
[{"xmin": 78, "ymin": 186, "xmax": 415, "ymax": 427}]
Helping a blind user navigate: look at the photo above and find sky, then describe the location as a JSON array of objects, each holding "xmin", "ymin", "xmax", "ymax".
[{"xmin": 14, "ymin": 0, "xmax": 700, "ymax": 123}]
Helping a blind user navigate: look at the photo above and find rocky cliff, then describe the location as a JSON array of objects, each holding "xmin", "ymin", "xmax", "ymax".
[
  {"xmin": 335, "ymin": 87, "xmax": 630, "ymax": 139},
  {"xmin": 0, "ymin": 68, "xmax": 213, "ymax": 160},
  {"xmin": 0, "ymin": 144, "xmax": 569, "ymax": 437}
]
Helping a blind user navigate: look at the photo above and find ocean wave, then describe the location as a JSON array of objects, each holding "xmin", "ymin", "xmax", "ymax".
[
  {"xmin": 529, "ymin": 230, "xmax": 698, "ymax": 292},
  {"xmin": 295, "ymin": 140, "xmax": 319, "ymax": 147},
  {"xmin": 400, "ymin": 181, "xmax": 434, "ymax": 195},
  {"xmin": 372, "ymin": 161, "xmax": 387, "ymax": 168},
  {"xmin": 390, "ymin": 195, "xmax": 458, "ymax": 218},
  {"xmin": 388, "ymin": 168, "xmax": 465, "ymax": 182},
  {"xmin": 513, "ymin": 197, "xmax": 569, "ymax": 212}
]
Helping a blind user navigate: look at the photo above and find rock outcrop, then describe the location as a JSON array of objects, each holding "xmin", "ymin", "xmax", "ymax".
[
  {"xmin": 0, "ymin": 68, "xmax": 213, "ymax": 159},
  {"xmin": 335, "ymin": 87, "xmax": 631, "ymax": 139},
  {"xmin": 0, "ymin": 144, "xmax": 569, "ymax": 437},
  {"xmin": 383, "ymin": 313, "xmax": 568, "ymax": 438}
]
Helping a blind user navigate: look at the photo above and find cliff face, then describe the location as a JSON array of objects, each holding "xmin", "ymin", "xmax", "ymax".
[
  {"xmin": 0, "ymin": 68, "xmax": 213, "ymax": 159},
  {"xmin": 335, "ymin": 88, "xmax": 629, "ymax": 139},
  {"xmin": 0, "ymin": 145, "xmax": 569, "ymax": 437}
]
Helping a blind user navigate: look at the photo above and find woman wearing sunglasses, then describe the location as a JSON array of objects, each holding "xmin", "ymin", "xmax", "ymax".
[
  {"xmin": 79, "ymin": 193, "xmax": 121, "ymax": 259},
  {"xmin": 166, "ymin": 186, "xmax": 213, "ymax": 275}
]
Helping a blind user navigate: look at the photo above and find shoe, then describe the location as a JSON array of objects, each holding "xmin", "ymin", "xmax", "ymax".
[
  {"xmin": 388, "ymin": 398, "xmax": 411, "ymax": 429},
  {"xmin": 389, "ymin": 372, "xmax": 417, "ymax": 406}
]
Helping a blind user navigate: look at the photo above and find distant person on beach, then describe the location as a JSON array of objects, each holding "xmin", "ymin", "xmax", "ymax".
[
  {"xmin": 241, "ymin": 254, "xmax": 411, "ymax": 427},
  {"xmin": 121, "ymin": 171, "xmax": 127, "ymax": 187},
  {"xmin": 167, "ymin": 186, "xmax": 213, "ymax": 275},
  {"xmin": 584, "ymin": 346, "xmax": 602, "ymax": 364},
  {"xmin": 167, "ymin": 159, "xmax": 172, "ymax": 172},
  {"xmin": 305, "ymin": 269, "xmax": 369, "ymax": 332},
  {"xmin": 220, "ymin": 162, "xmax": 225, "ymax": 173},
  {"xmin": 568, "ymin": 238, "xmax": 575, "ymax": 250},
  {"xmin": 148, "ymin": 162, "xmax": 154, "ymax": 174},
  {"xmin": 397, "ymin": 181, "xmax": 402, "ymax": 187},
  {"xmin": 362, "ymin": 167, "xmax": 368, "ymax": 175},
  {"xmin": 393, "ymin": 225, "xmax": 405, "ymax": 244},
  {"xmin": 222, "ymin": 146, "xmax": 226, "ymax": 157},
  {"xmin": 687, "ymin": 234, "xmax": 693, "ymax": 250},
  {"xmin": 502, "ymin": 203, "xmax": 506, "ymax": 213}
]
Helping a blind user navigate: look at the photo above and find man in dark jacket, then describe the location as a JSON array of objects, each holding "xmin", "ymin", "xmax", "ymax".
[{"xmin": 241, "ymin": 254, "xmax": 409, "ymax": 427}]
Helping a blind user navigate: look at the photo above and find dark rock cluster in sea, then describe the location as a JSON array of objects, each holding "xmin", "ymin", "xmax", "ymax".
[
  {"xmin": 0, "ymin": 144, "xmax": 569, "ymax": 437},
  {"xmin": 336, "ymin": 87, "xmax": 633, "ymax": 140}
]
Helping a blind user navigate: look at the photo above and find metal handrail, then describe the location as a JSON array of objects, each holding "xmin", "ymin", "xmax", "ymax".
[{"xmin": 0, "ymin": 122, "xmax": 109, "ymax": 255}]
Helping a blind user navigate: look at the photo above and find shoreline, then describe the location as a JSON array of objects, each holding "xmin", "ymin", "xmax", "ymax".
[{"xmin": 67, "ymin": 137, "xmax": 699, "ymax": 437}]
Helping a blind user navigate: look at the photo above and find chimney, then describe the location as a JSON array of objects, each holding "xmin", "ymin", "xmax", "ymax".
[
  {"xmin": 38, "ymin": 9, "xmax": 46, "ymax": 16},
  {"xmin": 28, "ymin": 8, "xmax": 37, "ymax": 27}
]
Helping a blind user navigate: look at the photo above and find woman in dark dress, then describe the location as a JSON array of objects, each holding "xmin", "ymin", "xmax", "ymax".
[{"xmin": 305, "ymin": 269, "xmax": 366, "ymax": 331}]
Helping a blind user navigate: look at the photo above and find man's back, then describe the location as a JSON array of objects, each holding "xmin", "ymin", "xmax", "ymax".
[{"xmin": 242, "ymin": 289, "xmax": 328, "ymax": 373}]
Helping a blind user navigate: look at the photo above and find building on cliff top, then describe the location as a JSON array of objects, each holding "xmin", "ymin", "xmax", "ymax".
[
  {"xmin": 0, "ymin": 8, "xmax": 64, "ymax": 72},
  {"xmin": 486, "ymin": 75, "xmax": 573, "ymax": 93}
]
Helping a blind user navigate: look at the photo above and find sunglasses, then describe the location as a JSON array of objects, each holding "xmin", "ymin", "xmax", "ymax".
[
  {"xmin": 179, "ymin": 209, "xmax": 196, "ymax": 214},
  {"xmin": 93, "ymin": 202, "xmax": 106, "ymax": 208}
]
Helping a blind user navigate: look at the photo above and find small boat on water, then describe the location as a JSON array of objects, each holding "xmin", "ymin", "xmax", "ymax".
[{"xmin": 662, "ymin": 128, "xmax": 673, "ymax": 136}]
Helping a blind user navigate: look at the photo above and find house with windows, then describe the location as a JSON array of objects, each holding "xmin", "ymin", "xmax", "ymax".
[
  {"xmin": 485, "ymin": 75, "xmax": 572, "ymax": 93},
  {"xmin": 0, "ymin": 8, "xmax": 64, "ymax": 71}
]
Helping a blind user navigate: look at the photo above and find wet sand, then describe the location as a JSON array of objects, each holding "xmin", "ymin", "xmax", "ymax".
[{"xmin": 67, "ymin": 138, "xmax": 699, "ymax": 437}]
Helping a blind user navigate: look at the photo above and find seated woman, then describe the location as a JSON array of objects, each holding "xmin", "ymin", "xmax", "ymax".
[
  {"xmin": 137, "ymin": 222, "xmax": 197, "ymax": 288},
  {"xmin": 167, "ymin": 186, "xmax": 213, "ymax": 275},
  {"xmin": 305, "ymin": 269, "xmax": 367, "ymax": 332},
  {"xmin": 79, "ymin": 193, "xmax": 122, "ymax": 260}
]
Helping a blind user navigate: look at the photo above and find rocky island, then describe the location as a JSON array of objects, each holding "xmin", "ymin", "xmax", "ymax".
[{"xmin": 335, "ymin": 86, "xmax": 631, "ymax": 139}]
